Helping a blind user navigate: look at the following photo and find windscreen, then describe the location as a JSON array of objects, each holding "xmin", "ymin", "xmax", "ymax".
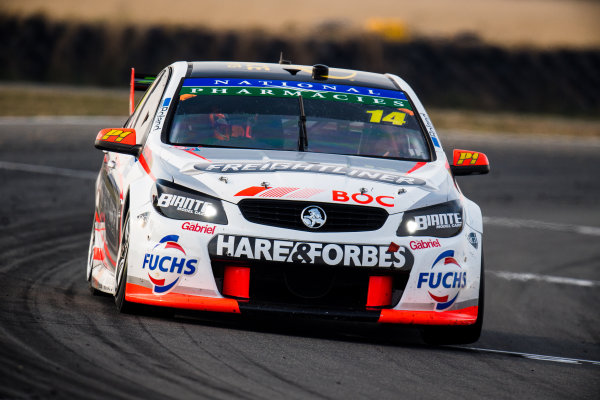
[{"xmin": 168, "ymin": 78, "xmax": 430, "ymax": 161}]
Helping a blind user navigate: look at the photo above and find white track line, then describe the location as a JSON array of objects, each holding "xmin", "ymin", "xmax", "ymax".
[
  {"xmin": 483, "ymin": 216, "xmax": 600, "ymax": 236},
  {"xmin": 453, "ymin": 346, "xmax": 600, "ymax": 366},
  {"xmin": 0, "ymin": 161, "xmax": 97, "ymax": 180},
  {"xmin": 488, "ymin": 271, "xmax": 599, "ymax": 287}
]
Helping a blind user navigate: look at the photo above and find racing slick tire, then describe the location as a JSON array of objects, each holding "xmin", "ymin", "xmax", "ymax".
[
  {"xmin": 420, "ymin": 253, "xmax": 485, "ymax": 345},
  {"xmin": 115, "ymin": 212, "xmax": 137, "ymax": 314}
]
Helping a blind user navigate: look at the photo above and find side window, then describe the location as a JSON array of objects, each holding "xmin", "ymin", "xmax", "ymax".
[
  {"xmin": 125, "ymin": 73, "xmax": 161, "ymax": 130},
  {"xmin": 126, "ymin": 69, "xmax": 170, "ymax": 144}
]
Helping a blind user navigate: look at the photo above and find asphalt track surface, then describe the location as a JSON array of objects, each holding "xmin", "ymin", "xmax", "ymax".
[{"xmin": 0, "ymin": 117, "xmax": 598, "ymax": 399}]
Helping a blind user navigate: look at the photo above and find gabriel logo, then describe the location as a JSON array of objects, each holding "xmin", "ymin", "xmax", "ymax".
[{"xmin": 301, "ymin": 206, "xmax": 326, "ymax": 229}]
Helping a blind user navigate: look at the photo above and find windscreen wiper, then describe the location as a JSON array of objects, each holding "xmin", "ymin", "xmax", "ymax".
[{"xmin": 297, "ymin": 96, "xmax": 308, "ymax": 151}]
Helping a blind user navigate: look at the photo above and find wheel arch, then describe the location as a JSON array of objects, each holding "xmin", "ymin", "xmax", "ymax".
[
  {"xmin": 463, "ymin": 197, "xmax": 483, "ymax": 233},
  {"xmin": 119, "ymin": 188, "xmax": 131, "ymax": 242}
]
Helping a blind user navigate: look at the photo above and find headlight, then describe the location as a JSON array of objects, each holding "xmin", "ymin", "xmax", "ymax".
[
  {"xmin": 152, "ymin": 179, "xmax": 228, "ymax": 224},
  {"xmin": 397, "ymin": 200, "xmax": 462, "ymax": 238}
]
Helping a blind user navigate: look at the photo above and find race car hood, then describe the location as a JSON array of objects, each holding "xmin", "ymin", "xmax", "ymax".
[{"xmin": 156, "ymin": 146, "xmax": 456, "ymax": 213}]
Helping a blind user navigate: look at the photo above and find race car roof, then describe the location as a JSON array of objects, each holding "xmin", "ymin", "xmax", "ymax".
[{"xmin": 187, "ymin": 61, "xmax": 399, "ymax": 91}]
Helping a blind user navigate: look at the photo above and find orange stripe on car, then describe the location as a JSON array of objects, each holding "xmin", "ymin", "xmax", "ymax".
[
  {"xmin": 125, "ymin": 283, "xmax": 241, "ymax": 313},
  {"xmin": 378, "ymin": 306, "xmax": 478, "ymax": 325},
  {"xmin": 396, "ymin": 107, "xmax": 414, "ymax": 115}
]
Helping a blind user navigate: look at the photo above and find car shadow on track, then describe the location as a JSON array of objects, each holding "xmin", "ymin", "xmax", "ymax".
[
  {"xmin": 90, "ymin": 293, "xmax": 600, "ymax": 367},
  {"xmin": 93, "ymin": 292, "xmax": 451, "ymax": 348}
]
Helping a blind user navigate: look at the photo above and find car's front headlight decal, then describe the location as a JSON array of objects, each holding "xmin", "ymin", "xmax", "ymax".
[
  {"xmin": 152, "ymin": 179, "xmax": 228, "ymax": 224},
  {"xmin": 397, "ymin": 200, "xmax": 463, "ymax": 238}
]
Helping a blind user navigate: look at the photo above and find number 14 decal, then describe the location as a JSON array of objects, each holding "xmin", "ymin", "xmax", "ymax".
[{"xmin": 366, "ymin": 110, "xmax": 406, "ymax": 126}]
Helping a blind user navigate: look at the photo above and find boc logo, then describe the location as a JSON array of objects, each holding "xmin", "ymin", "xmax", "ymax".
[
  {"xmin": 417, "ymin": 250, "xmax": 466, "ymax": 311},
  {"xmin": 142, "ymin": 235, "xmax": 197, "ymax": 294}
]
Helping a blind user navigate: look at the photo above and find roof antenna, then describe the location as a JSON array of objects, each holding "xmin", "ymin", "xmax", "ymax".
[{"xmin": 279, "ymin": 52, "xmax": 292, "ymax": 65}]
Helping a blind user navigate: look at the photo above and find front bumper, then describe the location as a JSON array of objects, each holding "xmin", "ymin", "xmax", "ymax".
[
  {"xmin": 125, "ymin": 282, "xmax": 478, "ymax": 325},
  {"xmin": 125, "ymin": 199, "xmax": 482, "ymax": 326}
]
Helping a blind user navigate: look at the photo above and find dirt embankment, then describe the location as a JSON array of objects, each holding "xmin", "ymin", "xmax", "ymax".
[{"xmin": 2, "ymin": 0, "xmax": 599, "ymax": 49}]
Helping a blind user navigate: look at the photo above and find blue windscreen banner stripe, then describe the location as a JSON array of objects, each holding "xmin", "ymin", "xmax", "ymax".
[{"xmin": 182, "ymin": 78, "xmax": 408, "ymax": 101}]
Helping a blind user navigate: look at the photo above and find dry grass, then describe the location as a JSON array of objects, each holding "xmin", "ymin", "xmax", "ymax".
[
  {"xmin": 2, "ymin": 0, "xmax": 599, "ymax": 49},
  {"xmin": 0, "ymin": 84, "xmax": 128, "ymax": 116},
  {"xmin": 428, "ymin": 109, "xmax": 600, "ymax": 137},
  {"xmin": 2, "ymin": 83, "xmax": 598, "ymax": 137}
]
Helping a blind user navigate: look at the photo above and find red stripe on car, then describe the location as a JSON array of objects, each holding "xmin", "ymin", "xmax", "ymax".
[
  {"xmin": 407, "ymin": 162, "xmax": 426, "ymax": 174},
  {"xmin": 259, "ymin": 187, "xmax": 299, "ymax": 197},
  {"xmin": 234, "ymin": 186, "xmax": 269, "ymax": 197}
]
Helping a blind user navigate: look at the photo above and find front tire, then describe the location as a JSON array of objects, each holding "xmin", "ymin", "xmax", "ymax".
[{"xmin": 421, "ymin": 253, "xmax": 485, "ymax": 345}]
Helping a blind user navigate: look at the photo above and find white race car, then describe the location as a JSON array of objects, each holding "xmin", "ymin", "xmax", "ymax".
[{"xmin": 88, "ymin": 61, "xmax": 490, "ymax": 344}]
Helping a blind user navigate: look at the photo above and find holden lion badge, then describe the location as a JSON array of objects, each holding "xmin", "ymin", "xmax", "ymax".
[{"xmin": 301, "ymin": 206, "xmax": 327, "ymax": 229}]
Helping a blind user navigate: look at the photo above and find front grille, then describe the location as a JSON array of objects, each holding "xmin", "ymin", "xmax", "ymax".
[
  {"xmin": 250, "ymin": 264, "xmax": 369, "ymax": 308},
  {"xmin": 210, "ymin": 259, "xmax": 410, "ymax": 310},
  {"xmin": 237, "ymin": 199, "xmax": 388, "ymax": 232}
]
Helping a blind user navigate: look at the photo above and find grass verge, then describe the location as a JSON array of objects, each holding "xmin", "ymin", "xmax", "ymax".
[
  {"xmin": 0, "ymin": 83, "xmax": 128, "ymax": 116},
  {"xmin": 428, "ymin": 109, "xmax": 600, "ymax": 137}
]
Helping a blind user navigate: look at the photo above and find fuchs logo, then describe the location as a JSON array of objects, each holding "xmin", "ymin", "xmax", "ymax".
[
  {"xmin": 417, "ymin": 250, "xmax": 466, "ymax": 311},
  {"xmin": 301, "ymin": 206, "xmax": 326, "ymax": 228},
  {"xmin": 142, "ymin": 235, "xmax": 197, "ymax": 294}
]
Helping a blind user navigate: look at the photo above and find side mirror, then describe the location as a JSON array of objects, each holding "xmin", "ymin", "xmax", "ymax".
[
  {"xmin": 95, "ymin": 128, "xmax": 141, "ymax": 156},
  {"xmin": 450, "ymin": 149, "xmax": 490, "ymax": 176}
]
